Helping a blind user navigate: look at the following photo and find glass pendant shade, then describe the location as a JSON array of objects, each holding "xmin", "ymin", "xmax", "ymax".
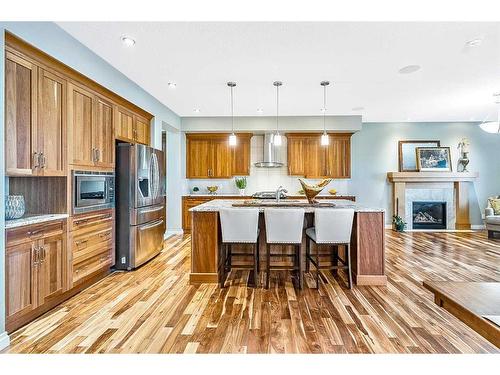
[
  {"xmin": 273, "ymin": 133, "xmax": 282, "ymax": 146},
  {"xmin": 479, "ymin": 121, "xmax": 500, "ymax": 134},
  {"xmin": 229, "ymin": 132, "xmax": 237, "ymax": 146},
  {"xmin": 321, "ymin": 132, "xmax": 329, "ymax": 146}
]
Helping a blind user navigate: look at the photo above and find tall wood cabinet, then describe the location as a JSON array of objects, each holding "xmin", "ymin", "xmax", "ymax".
[
  {"xmin": 68, "ymin": 83, "xmax": 114, "ymax": 169},
  {"xmin": 287, "ymin": 133, "xmax": 352, "ymax": 178},
  {"xmin": 186, "ymin": 133, "xmax": 251, "ymax": 178},
  {"xmin": 5, "ymin": 50, "xmax": 66, "ymax": 176}
]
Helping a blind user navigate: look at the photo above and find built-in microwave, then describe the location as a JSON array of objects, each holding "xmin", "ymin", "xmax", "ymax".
[{"xmin": 73, "ymin": 171, "xmax": 115, "ymax": 214}]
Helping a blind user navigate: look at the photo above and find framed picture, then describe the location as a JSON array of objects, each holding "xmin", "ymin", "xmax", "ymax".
[
  {"xmin": 416, "ymin": 147, "xmax": 452, "ymax": 172},
  {"xmin": 398, "ymin": 140, "xmax": 441, "ymax": 172}
]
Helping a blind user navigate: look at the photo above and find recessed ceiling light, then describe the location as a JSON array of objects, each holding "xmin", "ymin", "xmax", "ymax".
[
  {"xmin": 398, "ymin": 65, "xmax": 421, "ymax": 74},
  {"xmin": 121, "ymin": 36, "xmax": 136, "ymax": 47},
  {"xmin": 168, "ymin": 82, "xmax": 177, "ymax": 89},
  {"xmin": 257, "ymin": 108, "xmax": 263, "ymax": 114},
  {"xmin": 466, "ymin": 38, "xmax": 482, "ymax": 47},
  {"xmin": 193, "ymin": 108, "xmax": 201, "ymax": 113},
  {"xmin": 352, "ymin": 106, "xmax": 365, "ymax": 111}
]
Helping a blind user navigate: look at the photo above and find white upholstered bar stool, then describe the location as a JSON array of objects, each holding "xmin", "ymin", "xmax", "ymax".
[
  {"xmin": 220, "ymin": 208, "xmax": 260, "ymax": 288},
  {"xmin": 264, "ymin": 208, "xmax": 305, "ymax": 289},
  {"xmin": 305, "ymin": 208, "xmax": 355, "ymax": 289}
]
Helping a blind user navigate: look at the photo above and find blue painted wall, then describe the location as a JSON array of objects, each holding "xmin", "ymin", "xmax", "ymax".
[{"xmin": 351, "ymin": 122, "xmax": 500, "ymax": 225}]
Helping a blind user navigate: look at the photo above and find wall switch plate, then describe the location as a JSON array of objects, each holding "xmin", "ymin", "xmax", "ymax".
[{"xmin": 121, "ymin": 257, "xmax": 126, "ymax": 264}]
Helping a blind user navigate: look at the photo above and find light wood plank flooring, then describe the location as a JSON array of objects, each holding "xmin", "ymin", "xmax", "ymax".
[{"xmin": 4, "ymin": 230, "xmax": 500, "ymax": 353}]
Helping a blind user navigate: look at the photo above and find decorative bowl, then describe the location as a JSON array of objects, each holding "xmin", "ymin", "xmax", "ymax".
[
  {"xmin": 298, "ymin": 178, "xmax": 332, "ymax": 204},
  {"xmin": 206, "ymin": 186, "xmax": 219, "ymax": 194},
  {"xmin": 5, "ymin": 195, "xmax": 25, "ymax": 220}
]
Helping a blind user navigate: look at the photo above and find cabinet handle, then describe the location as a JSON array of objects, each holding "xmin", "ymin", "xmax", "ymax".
[
  {"xmin": 40, "ymin": 246, "xmax": 46, "ymax": 264},
  {"xmin": 32, "ymin": 245, "xmax": 40, "ymax": 267},
  {"xmin": 39, "ymin": 153, "xmax": 46, "ymax": 169},
  {"xmin": 33, "ymin": 152, "xmax": 39, "ymax": 169},
  {"xmin": 28, "ymin": 229, "xmax": 45, "ymax": 238},
  {"xmin": 74, "ymin": 219, "xmax": 89, "ymax": 225},
  {"xmin": 99, "ymin": 232, "xmax": 111, "ymax": 238},
  {"xmin": 97, "ymin": 149, "xmax": 101, "ymax": 162},
  {"xmin": 75, "ymin": 239, "xmax": 88, "ymax": 247}
]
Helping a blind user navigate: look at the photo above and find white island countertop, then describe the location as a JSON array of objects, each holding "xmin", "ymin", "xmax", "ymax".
[
  {"xmin": 189, "ymin": 199, "xmax": 383, "ymax": 213},
  {"xmin": 5, "ymin": 213, "xmax": 69, "ymax": 229}
]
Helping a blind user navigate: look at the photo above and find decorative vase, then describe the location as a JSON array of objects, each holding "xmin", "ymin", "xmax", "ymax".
[
  {"xmin": 5, "ymin": 195, "xmax": 25, "ymax": 220},
  {"xmin": 298, "ymin": 178, "xmax": 332, "ymax": 204},
  {"xmin": 239, "ymin": 188, "xmax": 245, "ymax": 196},
  {"xmin": 395, "ymin": 223, "xmax": 405, "ymax": 232}
]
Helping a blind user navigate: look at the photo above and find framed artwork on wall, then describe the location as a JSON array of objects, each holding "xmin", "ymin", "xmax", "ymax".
[
  {"xmin": 398, "ymin": 140, "xmax": 441, "ymax": 172},
  {"xmin": 416, "ymin": 147, "xmax": 452, "ymax": 172}
]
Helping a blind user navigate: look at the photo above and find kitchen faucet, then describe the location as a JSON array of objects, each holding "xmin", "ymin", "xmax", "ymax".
[{"xmin": 276, "ymin": 186, "xmax": 288, "ymax": 203}]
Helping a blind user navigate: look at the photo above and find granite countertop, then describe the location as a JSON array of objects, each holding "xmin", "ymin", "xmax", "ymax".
[
  {"xmin": 189, "ymin": 199, "xmax": 383, "ymax": 213},
  {"xmin": 5, "ymin": 214, "xmax": 69, "ymax": 229}
]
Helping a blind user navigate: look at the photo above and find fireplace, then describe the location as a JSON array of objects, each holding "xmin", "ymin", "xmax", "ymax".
[{"xmin": 412, "ymin": 201, "xmax": 447, "ymax": 230}]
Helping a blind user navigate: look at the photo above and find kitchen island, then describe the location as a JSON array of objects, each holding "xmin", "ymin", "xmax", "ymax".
[{"xmin": 189, "ymin": 199, "xmax": 386, "ymax": 286}]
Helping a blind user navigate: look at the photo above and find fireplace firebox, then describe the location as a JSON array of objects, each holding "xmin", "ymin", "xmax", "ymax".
[{"xmin": 412, "ymin": 201, "xmax": 447, "ymax": 230}]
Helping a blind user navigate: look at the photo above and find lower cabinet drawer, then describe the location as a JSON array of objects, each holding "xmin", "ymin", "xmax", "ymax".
[
  {"xmin": 71, "ymin": 227, "xmax": 113, "ymax": 263},
  {"xmin": 72, "ymin": 247, "xmax": 113, "ymax": 286}
]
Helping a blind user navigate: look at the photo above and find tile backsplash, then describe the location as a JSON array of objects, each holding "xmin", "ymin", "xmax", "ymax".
[{"xmin": 184, "ymin": 135, "xmax": 351, "ymax": 196}]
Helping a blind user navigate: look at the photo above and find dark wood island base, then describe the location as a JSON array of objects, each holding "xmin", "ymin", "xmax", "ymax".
[{"xmin": 190, "ymin": 210, "xmax": 386, "ymax": 286}]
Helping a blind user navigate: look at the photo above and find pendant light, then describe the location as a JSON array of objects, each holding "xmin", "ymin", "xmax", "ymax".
[
  {"xmin": 227, "ymin": 82, "xmax": 237, "ymax": 146},
  {"xmin": 479, "ymin": 93, "xmax": 500, "ymax": 134},
  {"xmin": 273, "ymin": 81, "xmax": 283, "ymax": 146},
  {"xmin": 320, "ymin": 81, "xmax": 330, "ymax": 146}
]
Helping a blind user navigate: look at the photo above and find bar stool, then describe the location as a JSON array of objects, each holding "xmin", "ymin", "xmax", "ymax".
[
  {"xmin": 305, "ymin": 208, "xmax": 355, "ymax": 289},
  {"xmin": 264, "ymin": 208, "xmax": 305, "ymax": 289},
  {"xmin": 220, "ymin": 208, "xmax": 260, "ymax": 288}
]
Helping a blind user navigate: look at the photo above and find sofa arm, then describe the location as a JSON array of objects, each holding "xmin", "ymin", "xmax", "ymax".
[{"xmin": 485, "ymin": 207, "xmax": 494, "ymax": 217}]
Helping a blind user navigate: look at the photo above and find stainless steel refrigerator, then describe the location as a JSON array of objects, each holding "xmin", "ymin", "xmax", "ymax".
[{"xmin": 115, "ymin": 143, "xmax": 166, "ymax": 270}]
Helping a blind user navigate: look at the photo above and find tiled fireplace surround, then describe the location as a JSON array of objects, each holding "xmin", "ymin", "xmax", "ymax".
[{"xmin": 387, "ymin": 172, "xmax": 478, "ymax": 231}]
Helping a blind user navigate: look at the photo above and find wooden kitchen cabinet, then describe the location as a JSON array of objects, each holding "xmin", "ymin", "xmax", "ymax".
[
  {"xmin": 5, "ymin": 219, "xmax": 66, "ymax": 332},
  {"xmin": 186, "ymin": 133, "xmax": 250, "ymax": 178},
  {"xmin": 5, "ymin": 51, "xmax": 66, "ymax": 176},
  {"xmin": 37, "ymin": 68, "xmax": 66, "ymax": 176},
  {"xmin": 231, "ymin": 133, "xmax": 252, "ymax": 176},
  {"xmin": 68, "ymin": 84, "xmax": 114, "ymax": 169},
  {"xmin": 5, "ymin": 51, "xmax": 37, "ymax": 176},
  {"xmin": 115, "ymin": 106, "xmax": 150, "ymax": 145},
  {"xmin": 286, "ymin": 133, "xmax": 352, "ymax": 178}
]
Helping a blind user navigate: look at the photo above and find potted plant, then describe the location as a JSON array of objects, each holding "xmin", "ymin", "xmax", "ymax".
[
  {"xmin": 392, "ymin": 215, "xmax": 406, "ymax": 232},
  {"xmin": 235, "ymin": 177, "xmax": 247, "ymax": 196},
  {"xmin": 192, "ymin": 186, "xmax": 199, "ymax": 194}
]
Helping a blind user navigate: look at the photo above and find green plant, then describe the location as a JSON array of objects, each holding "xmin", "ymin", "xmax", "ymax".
[
  {"xmin": 234, "ymin": 177, "xmax": 247, "ymax": 189},
  {"xmin": 192, "ymin": 186, "xmax": 199, "ymax": 192},
  {"xmin": 392, "ymin": 215, "xmax": 406, "ymax": 232}
]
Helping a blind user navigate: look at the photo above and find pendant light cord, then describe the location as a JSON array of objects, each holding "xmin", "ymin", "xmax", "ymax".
[
  {"xmin": 276, "ymin": 84, "xmax": 280, "ymax": 133},
  {"xmin": 230, "ymin": 85, "xmax": 234, "ymax": 133},
  {"xmin": 323, "ymin": 83, "xmax": 327, "ymax": 133}
]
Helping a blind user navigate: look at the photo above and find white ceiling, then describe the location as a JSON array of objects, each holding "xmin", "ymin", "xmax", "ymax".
[{"xmin": 57, "ymin": 22, "xmax": 500, "ymax": 122}]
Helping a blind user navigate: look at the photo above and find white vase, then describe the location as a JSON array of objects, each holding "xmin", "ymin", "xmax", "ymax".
[{"xmin": 239, "ymin": 188, "xmax": 246, "ymax": 196}]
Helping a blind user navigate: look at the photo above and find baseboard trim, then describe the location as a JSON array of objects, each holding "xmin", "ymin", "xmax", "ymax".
[
  {"xmin": 164, "ymin": 229, "xmax": 183, "ymax": 239},
  {"xmin": 0, "ymin": 331, "xmax": 10, "ymax": 351},
  {"xmin": 471, "ymin": 225, "xmax": 485, "ymax": 230},
  {"xmin": 190, "ymin": 273, "xmax": 218, "ymax": 284}
]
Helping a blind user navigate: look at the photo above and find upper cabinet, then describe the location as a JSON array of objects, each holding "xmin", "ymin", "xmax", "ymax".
[
  {"xmin": 5, "ymin": 51, "xmax": 66, "ymax": 176},
  {"xmin": 5, "ymin": 33, "xmax": 153, "ymax": 177},
  {"xmin": 186, "ymin": 133, "xmax": 251, "ymax": 178},
  {"xmin": 68, "ymin": 83, "xmax": 114, "ymax": 169},
  {"xmin": 115, "ymin": 106, "xmax": 150, "ymax": 145},
  {"xmin": 287, "ymin": 133, "xmax": 352, "ymax": 179}
]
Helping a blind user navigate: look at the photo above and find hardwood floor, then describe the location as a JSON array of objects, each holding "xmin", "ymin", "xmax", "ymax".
[{"xmin": 4, "ymin": 230, "xmax": 500, "ymax": 353}]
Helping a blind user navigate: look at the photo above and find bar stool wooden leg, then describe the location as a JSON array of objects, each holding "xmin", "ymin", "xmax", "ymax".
[
  {"xmin": 297, "ymin": 244, "xmax": 303, "ymax": 289},
  {"xmin": 305, "ymin": 237, "xmax": 310, "ymax": 273},
  {"xmin": 266, "ymin": 243, "xmax": 271, "ymax": 289},
  {"xmin": 253, "ymin": 242, "xmax": 258, "ymax": 287},
  {"xmin": 256, "ymin": 236, "xmax": 260, "ymax": 273},
  {"xmin": 316, "ymin": 243, "xmax": 320, "ymax": 289},
  {"xmin": 347, "ymin": 244, "xmax": 353, "ymax": 289},
  {"xmin": 332, "ymin": 245, "xmax": 339, "ymax": 276}
]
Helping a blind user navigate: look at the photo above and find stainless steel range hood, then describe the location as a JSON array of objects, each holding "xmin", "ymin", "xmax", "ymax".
[{"xmin": 254, "ymin": 133, "xmax": 284, "ymax": 168}]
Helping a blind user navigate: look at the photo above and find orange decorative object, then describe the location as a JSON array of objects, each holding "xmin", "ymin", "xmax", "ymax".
[{"xmin": 298, "ymin": 178, "xmax": 332, "ymax": 204}]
